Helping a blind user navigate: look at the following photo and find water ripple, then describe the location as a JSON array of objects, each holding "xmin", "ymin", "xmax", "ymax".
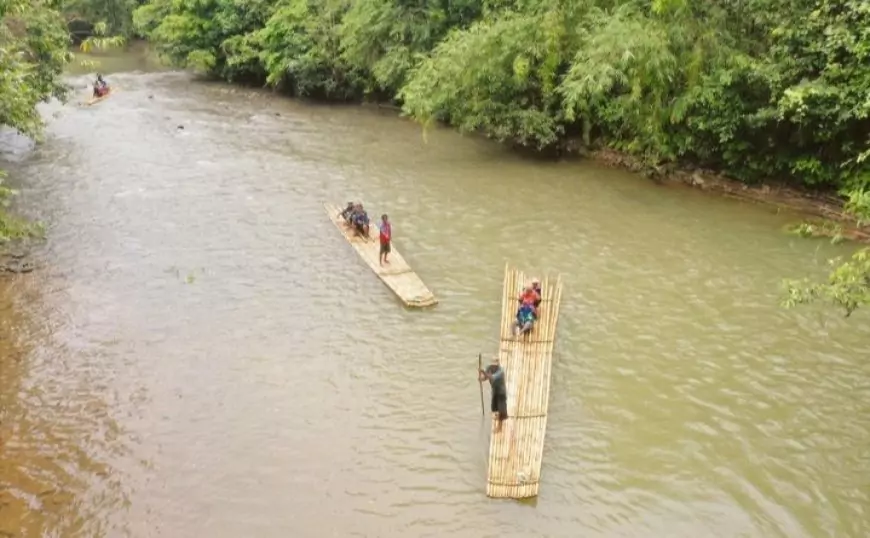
[{"xmin": 0, "ymin": 69, "xmax": 867, "ymax": 538}]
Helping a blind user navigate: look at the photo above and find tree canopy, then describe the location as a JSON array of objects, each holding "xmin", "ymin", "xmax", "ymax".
[
  {"xmin": 1, "ymin": 0, "xmax": 71, "ymax": 140},
  {"xmin": 133, "ymin": 0, "xmax": 869, "ymax": 192},
  {"xmin": 2, "ymin": 0, "xmax": 868, "ymax": 311},
  {"xmin": 0, "ymin": 0, "xmax": 71, "ymax": 240}
]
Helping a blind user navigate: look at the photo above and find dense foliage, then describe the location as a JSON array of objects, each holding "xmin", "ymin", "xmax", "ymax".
[
  {"xmin": 133, "ymin": 0, "xmax": 870, "ymax": 191},
  {"xmin": 2, "ymin": 0, "xmax": 868, "ymax": 310},
  {"xmin": 63, "ymin": 0, "xmax": 143, "ymax": 38},
  {"xmin": 1, "ymin": 0, "xmax": 71, "ymax": 140},
  {"xmin": 0, "ymin": 0, "xmax": 71, "ymax": 240}
]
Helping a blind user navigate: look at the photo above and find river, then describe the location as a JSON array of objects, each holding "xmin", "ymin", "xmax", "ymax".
[{"xmin": 1, "ymin": 50, "xmax": 868, "ymax": 538}]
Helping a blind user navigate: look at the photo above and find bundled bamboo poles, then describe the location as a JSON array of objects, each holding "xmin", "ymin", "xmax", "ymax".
[
  {"xmin": 486, "ymin": 264, "xmax": 563, "ymax": 498},
  {"xmin": 323, "ymin": 203, "xmax": 437, "ymax": 307}
]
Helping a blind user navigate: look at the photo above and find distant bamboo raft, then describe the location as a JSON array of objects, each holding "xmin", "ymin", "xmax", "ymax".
[
  {"xmin": 323, "ymin": 203, "xmax": 437, "ymax": 308},
  {"xmin": 84, "ymin": 87, "xmax": 115, "ymax": 106},
  {"xmin": 486, "ymin": 264, "xmax": 563, "ymax": 498}
]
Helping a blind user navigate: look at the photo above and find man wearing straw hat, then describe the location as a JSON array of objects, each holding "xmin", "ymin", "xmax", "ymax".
[{"xmin": 479, "ymin": 357, "xmax": 507, "ymax": 432}]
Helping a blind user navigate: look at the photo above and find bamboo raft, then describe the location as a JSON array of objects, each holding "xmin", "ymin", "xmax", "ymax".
[
  {"xmin": 485, "ymin": 264, "xmax": 563, "ymax": 498},
  {"xmin": 323, "ymin": 203, "xmax": 438, "ymax": 308},
  {"xmin": 84, "ymin": 88, "xmax": 113, "ymax": 106}
]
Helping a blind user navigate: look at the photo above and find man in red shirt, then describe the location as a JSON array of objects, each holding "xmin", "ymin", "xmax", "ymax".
[{"xmin": 378, "ymin": 214, "xmax": 391, "ymax": 266}]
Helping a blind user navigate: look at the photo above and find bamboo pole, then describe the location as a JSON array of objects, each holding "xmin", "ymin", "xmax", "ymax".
[{"xmin": 478, "ymin": 353, "xmax": 484, "ymax": 417}]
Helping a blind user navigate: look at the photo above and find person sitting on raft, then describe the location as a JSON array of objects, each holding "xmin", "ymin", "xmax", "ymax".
[
  {"xmin": 518, "ymin": 284, "xmax": 540, "ymax": 309},
  {"xmin": 93, "ymin": 74, "xmax": 109, "ymax": 97},
  {"xmin": 350, "ymin": 204, "xmax": 370, "ymax": 237},
  {"xmin": 530, "ymin": 277, "xmax": 542, "ymax": 308},
  {"xmin": 513, "ymin": 284, "xmax": 539, "ymax": 336},
  {"xmin": 339, "ymin": 202, "xmax": 355, "ymax": 221},
  {"xmin": 339, "ymin": 202, "xmax": 366, "ymax": 232},
  {"xmin": 514, "ymin": 301, "xmax": 537, "ymax": 336}
]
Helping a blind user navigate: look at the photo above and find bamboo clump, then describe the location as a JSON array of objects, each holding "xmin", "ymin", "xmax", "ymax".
[
  {"xmin": 323, "ymin": 203, "xmax": 438, "ymax": 308},
  {"xmin": 485, "ymin": 264, "xmax": 563, "ymax": 498}
]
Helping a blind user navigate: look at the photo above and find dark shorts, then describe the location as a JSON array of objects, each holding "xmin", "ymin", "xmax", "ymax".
[
  {"xmin": 491, "ymin": 393, "xmax": 507, "ymax": 420},
  {"xmin": 380, "ymin": 241, "xmax": 391, "ymax": 254}
]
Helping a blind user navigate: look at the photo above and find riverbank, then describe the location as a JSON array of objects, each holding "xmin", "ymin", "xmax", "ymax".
[
  {"xmin": 0, "ymin": 86, "xmax": 866, "ymax": 281},
  {"xmin": 371, "ymin": 101, "xmax": 870, "ymax": 245},
  {"xmin": 0, "ymin": 220, "xmax": 40, "ymax": 273},
  {"xmin": 581, "ymin": 147, "xmax": 870, "ymax": 243}
]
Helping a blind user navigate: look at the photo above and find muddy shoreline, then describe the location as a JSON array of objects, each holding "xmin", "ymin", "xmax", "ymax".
[
  {"xmin": 368, "ymin": 98, "xmax": 868, "ymax": 242},
  {"xmin": 583, "ymin": 147, "xmax": 870, "ymax": 243},
  {"xmin": 0, "ymin": 246, "xmax": 35, "ymax": 274}
]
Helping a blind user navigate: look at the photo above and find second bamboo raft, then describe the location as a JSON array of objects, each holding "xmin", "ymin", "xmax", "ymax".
[
  {"xmin": 485, "ymin": 264, "xmax": 563, "ymax": 498},
  {"xmin": 324, "ymin": 203, "xmax": 437, "ymax": 307}
]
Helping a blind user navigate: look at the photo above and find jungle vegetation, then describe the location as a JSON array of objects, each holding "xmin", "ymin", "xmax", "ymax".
[{"xmin": 1, "ymin": 0, "xmax": 867, "ymax": 313}]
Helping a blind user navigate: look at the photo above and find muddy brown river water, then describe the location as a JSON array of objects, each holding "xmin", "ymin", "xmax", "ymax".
[{"xmin": 0, "ymin": 53, "xmax": 868, "ymax": 538}]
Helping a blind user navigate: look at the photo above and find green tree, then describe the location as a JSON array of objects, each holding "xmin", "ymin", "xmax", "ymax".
[
  {"xmin": 401, "ymin": 1, "xmax": 580, "ymax": 148},
  {"xmin": 1, "ymin": 0, "xmax": 71, "ymax": 139},
  {"xmin": 0, "ymin": 0, "xmax": 70, "ymax": 240},
  {"xmin": 254, "ymin": 0, "xmax": 365, "ymax": 99},
  {"xmin": 132, "ymin": 0, "xmax": 870, "ymax": 192},
  {"xmin": 784, "ymin": 189, "xmax": 870, "ymax": 317},
  {"xmin": 133, "ymin": 0, "xmax": 276, "ymax": 80},
  {"xmin": 63, "ymin": 0, "xmax": 141, "ymax": 38},
  {"xmin": 339, "ymin": 0, "xmax": 482, "ymax": 98}
]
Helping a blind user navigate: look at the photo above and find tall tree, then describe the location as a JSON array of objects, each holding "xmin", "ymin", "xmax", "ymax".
[{"xmin": 0, "ymin": 0, "xmax": 70, "ymax": 240}]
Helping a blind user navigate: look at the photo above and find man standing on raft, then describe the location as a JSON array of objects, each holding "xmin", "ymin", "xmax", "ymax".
[
  {"xmin": 378, "ymin": 214, "xmax": 391, "ymax": 266},
  {"xmin": 479, "ymin": 358, "xmax": 507, "ymax": 432}
]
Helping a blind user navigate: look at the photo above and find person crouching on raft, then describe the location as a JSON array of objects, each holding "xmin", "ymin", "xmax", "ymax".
[
  {"xmin": 351, "ymin": 205, "xmax": 370, "ymax": 237},
  {"xmin": 479, "ymin": 358, "xmax": 507, "ymax": 432},
  {"xmin": 339, "ymin": 202, "xmax": 370, "ymax": 237},
  {"xmin": 514, "ymin": 302, "xmax": 537, "ymax": 336},
  {"xmin": 518, "ymin": 284, "xmax": 538, "ymax": 308},
  {"xmin": 530, "ymin": 277, "xmax": 542, "ymax": 307},
  {"xmin": 339, "ymin": 202, "xmax": 355, "ymax": 222},
  {"xmin": 513, "ymin": 284, "xmax": 538, "ymax": 336},
  {"xmin": 93, "ymin": 74, "xmax": 109, "ymax": 97},
  {"xmin": 378, "ymin": 214, "xmax": 391, "ymax": 266}
]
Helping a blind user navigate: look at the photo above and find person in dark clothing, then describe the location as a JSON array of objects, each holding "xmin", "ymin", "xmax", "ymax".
[
  {"xmin": 352, "ymin": 208, "xmax": 370, "ymax": 237},
  {"xmin": 338, "ymin": 202, "xmax": 355, "ymax": 222},
  {"xmin": 93, "ymin": 74, "xmax": 109, "ymax": 97},
  {"xmin": 338, "ymin": 202, "xmax": 369, "ymax": 237},
  {"xmin": 479, "ymin": 359, "xmax": 507, "ymax": 432}
]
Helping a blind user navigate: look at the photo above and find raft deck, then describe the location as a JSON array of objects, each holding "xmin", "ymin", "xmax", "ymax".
[
  {"xmin": 486, "ymin": 265, "xmax": 563, "ymax": 498},
  {"xmin": 324, "ymin": 203, "xmax": 437, "ymax": 308},
  {"xmin": 85, "ymin": 88, "xmax": 113, "ymax": 106}
]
